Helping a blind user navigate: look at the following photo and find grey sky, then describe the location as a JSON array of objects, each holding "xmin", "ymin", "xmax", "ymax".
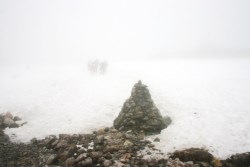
[{"xmin": 0, "ymin": 0, "xmax": 250, "ymax": 64}]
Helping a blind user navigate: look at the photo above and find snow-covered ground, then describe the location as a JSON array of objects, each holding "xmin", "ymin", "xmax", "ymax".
[{"xmin": 1, "ymin": 58, "xmax": 250, "ymax": 159}]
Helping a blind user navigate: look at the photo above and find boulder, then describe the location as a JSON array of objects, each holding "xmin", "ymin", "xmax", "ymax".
[
  {"xmin": 5, "ymin": 112, "xmax": 13, "ymax": 119},
  {"xmin": 114, "ymin": 80, "xmax": 171, "ymax": 134},
  {"xmin": 89, "ymin": 151, "xmax": 103, "ymax": 161},
  {"xmin": 153, "ymin": 137, "xmax": 160, "ymax": 142},
  {"xmin": 103, "ymin": 159, "xmax": 112, "ymax": 166},
  {"xmin": 80, "ymin": 157, "xmax": 93, "ymax": 166},
  {"xmin": 171, "ymin": 148, "xmax": 214, "ymax": 163},
  {"xmin": 0, "ymin": 112, "xmax": 22, "ymax": 129},
  {"xmin": 65, "ymin": 157, "xmax": 75, "ymax": 167},
  {"xmin": 13, "ymin": 116, "xmax": 22, "ymax": 121},
  {"xmin": 222, "ymin": 152, "xmax": 250, "ymax": 167},
  {"xmin": 3, "ymin": 117, "xmax": 17, "ymax": 128},
  {"xmin": 94, "ymin": 135, "xmax": 104, "ymax": 145},
  {"xmin": 46, "ymin": 154, "xmax": 58, "ymax": 165},
  {"xmin": 55, "ymin": 139, "xmax": 68, "ymax": 149},
  {"xmin": 76, "ymin": 153, "xmax": 88, "ymax": 162}
]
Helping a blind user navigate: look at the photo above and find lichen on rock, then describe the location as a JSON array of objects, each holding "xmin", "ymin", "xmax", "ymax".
[{"xmin": 114, "ymin": 80, "xmax": 171, "ymax": 134}]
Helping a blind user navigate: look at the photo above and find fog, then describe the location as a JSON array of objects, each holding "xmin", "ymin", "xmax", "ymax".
[
  {"xmin": 1, "ymin": 0, "xmax": 250, "ymax": 65},
  {"xmin": 1, "ymin": 0, "xmax": 250, "ymax": 158}
]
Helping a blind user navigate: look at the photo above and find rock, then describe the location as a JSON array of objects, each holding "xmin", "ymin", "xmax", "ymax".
[
  {"xmin": 65, "ymin": 157, "xmax": 75, "ymax": 167},
  {"xmin": 55, "ymin": 139, "xmax": 68, "ymax": 149},
  {"xmin": 153, "ymin": 137, "xmax": 160, "ymax": 142},
  {"xmin": 44, "ymin": 135, "xmax": 57, "ymax": 148},
  {"xmin": 9, "ymin": 123, "xmax": 19, "ymax": 128},
  {"xmin": 148, "ymin": 158, "xmax": 158, "ymax": 166},
  {"xmin": 30, "ymin": 137, "xmax": 38, "ymax": 144},
  {"xmin": 5, "ymin": 112, "xmax": 13, "ymax": 119},
  {"xmin": 125, "ymin": 132, "xmax": 133, "ymax": 139},
  {"xmin": 67, "ymin": 145, "xmax": 77, "ymax": 156},
  {"xmin": 47, "ymin": 154, "xmax": 58, "ymax": 165},
  {"xmin": 120, "ymin": 158, "xmax": 127, "ymax": 163},
  {"xmin": 76, "ymin": 153, "xmax": 88, "ymax": 162},
  {"xmin": 89, "ymin": 151, "xmax": 103, "ymax": 161},
  {"xmin": 3, "ymin": 117, "xmax": 18, "ymax": 128},
  {"xmin": 171, "ymin": 148, "xmax": 214, "ymax": 163},
  {"xmin": 94, "ymin": 135, "xmax": 104, "ymax": 145},
  {"xmin": 212, "ymin": 158, "xmax": 222, "ymax": 167},
  {"xmin": 222, "ymin": 152, "xmax": 250, "ymax": 167},
  {"xmin": 104, "ymin": 127, "xmax": 109, "ymax": 132},
  {"xmin": 103, "ymin": 159, "xmax": 112, "ymax": 166},
  {"xmin": 198, "ymin": 162, "xmax": 210, "ymax": 167},
  {"xmin": 58, "ymin": 151, "xmax": 70, "ymax": 162},
  {"xmin": 51, "ymin": 139, "xmax": 59, "ymax": 148},
  {"xmin": 185, "ymin": 161, "xmax": 194, "ymax": 167},
  {"xmin": 21, "ymin": 121, "xmax": 28, "ymax": 126},
  {"xmin": 104, "ymin": 152, "xmax": 112, "ymax": 159},
  {"xmin": 162, "ymin": 116, "xmax": 172, "ymax": 128},
  {"xmin": 110, "ymin": 128, "xmax": 118, "ymax": 133},
  {"xmin": 81, "ymin": 157, "xmax": 92, "ymax": 166},
  {"xmin": 147, "ymin": 144, "xmax": 155, "ymax": 148},
  {"xmin": 121, "ymin": 153, "xmax": 131, "ymax": 160},
  {"xmin": 113, "ymin": 81, "xmax": 171, "ymax": 134},
  {"xmin": 124, "ymin": 140, "xmax": 133, "ymax": 147},
  {"xmin": 59, "ymin": 134, "xmax": 71, "ymax": 140},
  {"xmin": 194, "ymin": 164, "xmax": 201, "ymax": 167},
  {"xmin": 97, "ymin": 128, "xmax": 105, "ymax": 135},
  {"xmin": 13, "ymin": 116, "xmax": 22, "ymax": 121}
]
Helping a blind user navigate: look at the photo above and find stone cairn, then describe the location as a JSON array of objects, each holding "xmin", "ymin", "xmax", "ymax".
[{"xmin": 114, "ymin": 80, "xmax": 171, "ymax": 134}]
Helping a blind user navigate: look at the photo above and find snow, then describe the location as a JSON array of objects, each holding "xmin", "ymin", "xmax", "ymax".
[{"xmin": 1, "ymin": 58, "xmax": 250, "ymax": 159}]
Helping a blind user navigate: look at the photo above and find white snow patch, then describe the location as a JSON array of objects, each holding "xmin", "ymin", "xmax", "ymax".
[{"xmin": 88, "ymin": 141, "xmax": 94, "ymax": 150}]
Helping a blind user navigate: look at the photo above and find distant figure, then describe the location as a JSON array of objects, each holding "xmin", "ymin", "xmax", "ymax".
[
  {"xmin": 92, "ymin": 59, "xmax": 99, "ymax": 73},
  {"xmin": 99, "ymin": 61, "xmax": 108, "ymax": 75},
  {"xmin": 87, "ymin": 59, "xmax": 99, "ymax": 74},
  {"xmin": 87, "ymin": 60, "xmax": 93, "ymax": 74}
]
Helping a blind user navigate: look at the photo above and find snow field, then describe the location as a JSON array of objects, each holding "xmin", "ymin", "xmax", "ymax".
[{"xmin": 0, "ymin": 58, "xmax": 250, "ymax": 159}]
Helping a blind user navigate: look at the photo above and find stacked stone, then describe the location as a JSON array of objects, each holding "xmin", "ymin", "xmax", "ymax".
[{"xmin": 114, "ymin": 80, "xmax": 171, "ymax": 134}]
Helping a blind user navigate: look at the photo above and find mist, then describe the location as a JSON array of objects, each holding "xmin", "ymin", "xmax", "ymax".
[
  {"xmin": 1, "ymin": 0, "xmax": 250, "ymax": 162},
  {"xmin": 1, "ymin": 0, "xmax": 250, "ymax": 65}
]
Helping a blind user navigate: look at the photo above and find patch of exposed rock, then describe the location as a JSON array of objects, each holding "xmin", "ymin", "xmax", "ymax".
[
  {"xmin": 25, "ymin": 127, "xmax": 217, "ymax": 167},
  {"xmin": 114, "ymin": 81, "xmax": 171, "ymax": 134},
  {"xmin": 0, "ymin": 112, "xmax": 25, "ymax": 129},
  {"xmin": 171, "ymin": 148, "xmax": 214, "ymax": 164},
  {"xmin": 1, "ymin": 126, "xmax": 250, "ymax": 167},
  {"xmin": 221, "ymin": 152, "xmax": 250, "ymax": 167}
]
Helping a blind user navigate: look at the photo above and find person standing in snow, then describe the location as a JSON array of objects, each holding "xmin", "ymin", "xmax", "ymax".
[
  {"xmin": 99, "ymin": 61, "xmax": 108, "ymax": 75},
  {"xmin": 92, "ymin": 59, "xmax": 99, "ymax": 74},
  {"xmin": 87, "ymin": 59, "xmax": 99, "ymax": 75}
]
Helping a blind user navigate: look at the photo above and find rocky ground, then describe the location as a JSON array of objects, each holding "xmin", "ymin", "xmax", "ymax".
[{"xmin": 1, "ymin": 125, "xmax": 250, "ymax": 167}]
